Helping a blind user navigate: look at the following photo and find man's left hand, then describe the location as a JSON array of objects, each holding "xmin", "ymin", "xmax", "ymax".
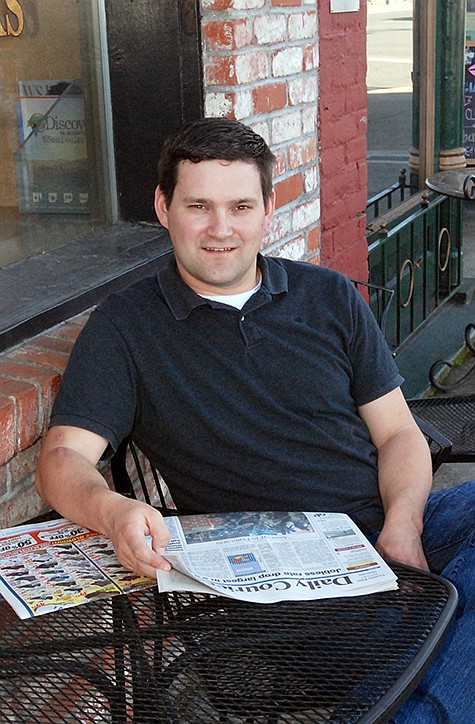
[{"xmin": 375, "ymin": 520, "xmax": 429, "ymax": 571}]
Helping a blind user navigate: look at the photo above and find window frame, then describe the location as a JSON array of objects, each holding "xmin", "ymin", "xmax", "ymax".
[{"xmin": 0, "ymin": 0, "xmax": 202, "ymax": 352}]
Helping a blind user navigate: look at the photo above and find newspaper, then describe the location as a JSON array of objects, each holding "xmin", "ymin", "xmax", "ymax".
[
  {"xmin": 0, "ymin": 518, "xmax": 153, "ymax": 619},
  {"xmin": 0, "ymin": 512, "xmax": 398, "ymax": 618},
  {"xmin": 158, "ymin": 511, "xmax": 398, "ymax": 603}
]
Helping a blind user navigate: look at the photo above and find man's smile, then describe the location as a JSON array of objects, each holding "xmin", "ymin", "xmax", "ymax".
[{"xmin": 203, "ymin": 246, "xmax": 236, "ymax": 252}]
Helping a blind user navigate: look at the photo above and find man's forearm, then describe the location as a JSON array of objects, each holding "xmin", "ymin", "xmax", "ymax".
[
  {"xmin": 377, "ymin": 426, "xmax": 432, "ymax": 523},
  {"xmin": 375, "ymin": 426, "xmax": 433, "ymax": 568},
  {"xmin": 36, "ymin": 444, "xmax": 120, "ymax": 535}
]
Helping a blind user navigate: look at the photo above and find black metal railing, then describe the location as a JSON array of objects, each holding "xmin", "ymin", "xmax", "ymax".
[
  {"xmin": 366, "ymin": 190, "xmax": 463, "ymax": 352},
  {"xmin": 366, "ymin": 169, "xmax": 418, "ymax": 223}
]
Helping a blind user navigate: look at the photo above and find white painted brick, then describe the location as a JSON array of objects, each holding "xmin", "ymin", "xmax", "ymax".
[
  {"xmin": 271, "ymin": 110, "xmax": 301, "ymax": 144},
  {"xmin": 304, "ymin": 164, "xmax": 319, "ymax": 193},
  {"xmin": 205, "ymin": 92, "xmax": 233, "ymax": 118},
  {"xmin": 263, "ymin": 210, "xmax": 292, "ymax": 247},
  {"xmin": 254, "ymin": 14, "xmax": 286, "ymax": 45},
  {"xmin": 288, "ymin": 75, "xmax": 318, "ymax": 105},
  {"xmin": 273, "ymin": 236, "xmax": 307, "ymax": 261},
  {"xmin": 235, "ymin": 52, "xmax": 269, "ymax": 84},
  {"xmin": 293, "ymin": 197, "xmax": 320, "ymax": 231},
  {"xmin": 250, "ymin": 120, "xmax": 270, "ymax": 144},
  {"xmin": 231, "ymin": 0, "xmax": 266, "ymax": 9},
  {"xmin": 288, "ymin": 12, "xmax": 317, "ymax": 41},
  {"xmin": 201, "ymin": 0, "xmax": 264, "ymax": 7},
  {"xmin": 272, "ymin": 47, "xmax": 303, "ymax": 78},
  {"xmin": 234, "ymin": 90, "xmax": 253, "ymax": 119},
  {"xmin": 231, "ymin": 20, "xmax": 253, "ymax": 50},
  {"xmin": 304, "ymin": 43, "xmax": 318, "ymax": 71},
  {"xmin": 239, "ymin": 28, "xmax": 254, "ymax": 51},
  {"xmin": 302, "ymin": 106, "xmax": 317, "ymax": 133}
]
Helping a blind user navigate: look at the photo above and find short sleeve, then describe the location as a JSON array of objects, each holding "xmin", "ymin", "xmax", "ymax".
[
  {"xmin": 348, "ymin": 284, "xmax": 403, "ymax": 406},
  {"xmin": 50, "ymin": 306, "xmax": 137, "ymax": 450}
]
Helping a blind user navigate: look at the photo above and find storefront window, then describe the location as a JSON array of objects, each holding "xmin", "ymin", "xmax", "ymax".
[{"xmin": 0, "ymin": 0, "xmax": 115, "ymax": 268}]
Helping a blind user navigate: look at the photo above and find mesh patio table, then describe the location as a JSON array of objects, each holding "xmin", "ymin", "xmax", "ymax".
[{"xmin": 0, "ymin": 562, "xmax": 457, "ymax": 723}]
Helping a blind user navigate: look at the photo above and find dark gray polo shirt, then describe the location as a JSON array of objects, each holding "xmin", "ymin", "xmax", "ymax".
[{"xmin": 51, "ymin": 253, "xmax": 403, "ymax": 533}]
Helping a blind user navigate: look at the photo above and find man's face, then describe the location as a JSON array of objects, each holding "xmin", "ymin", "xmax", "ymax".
[{"xmin": 154, "ymin": 159, "xmax": 275, "ymax": 296}]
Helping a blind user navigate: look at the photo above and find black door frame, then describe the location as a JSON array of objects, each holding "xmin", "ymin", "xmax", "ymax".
[{"xmin": 105, "ymin": 0, "xmax": 203, "ymax": 221}]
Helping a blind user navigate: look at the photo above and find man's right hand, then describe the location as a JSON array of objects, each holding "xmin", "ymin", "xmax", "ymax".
[
  {"xmin": 100, "ymin": 494, "xmax": 172, "ymax": 578},
  {"xmin": 36, "ymin": 425, "xmax": 172, "ymax": 579}
]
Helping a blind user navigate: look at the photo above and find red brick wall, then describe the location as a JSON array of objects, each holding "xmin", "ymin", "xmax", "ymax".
[
  {"xmin": 0, "ymin": 315, "xmax": 90, "ymax": 527},
  {"xmin": 201, "ymin": 0, "xmax": 321, "ymax": 263},
  {"xmin": 318, "ymin": 0, "xmax": 368, "ymax": 278}
]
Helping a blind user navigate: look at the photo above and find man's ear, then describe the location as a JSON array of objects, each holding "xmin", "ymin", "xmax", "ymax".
[
  {"xmin": 154, "ymin": 186, "xmax": 169, "ymax": 229},
  {"xmin": 263, "ymin": 189, "xmax": 276, "ymax": 230}
]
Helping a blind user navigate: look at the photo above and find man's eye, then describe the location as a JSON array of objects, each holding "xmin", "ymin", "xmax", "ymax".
[{"xmin": 236, "ymin": 205, "xmax": 251, "ymax": 211}]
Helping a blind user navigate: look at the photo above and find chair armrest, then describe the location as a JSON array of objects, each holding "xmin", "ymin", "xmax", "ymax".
[{"xmin": 411, "ymin": 412, "xmax": 453, "ymax": 472}]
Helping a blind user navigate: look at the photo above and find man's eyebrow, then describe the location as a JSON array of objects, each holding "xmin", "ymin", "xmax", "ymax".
[
  {"xmin": 181, "ymin": 196, "xmax": 259, "ymax": 204},
  {"xmin": 182, "ymin": 196, "xmax": 209, "ymax": 204}
]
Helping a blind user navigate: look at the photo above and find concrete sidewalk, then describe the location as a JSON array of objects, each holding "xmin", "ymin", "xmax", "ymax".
[{"xmin": 367, "ymin": 0, "xmax": 413, "ymax": 11}]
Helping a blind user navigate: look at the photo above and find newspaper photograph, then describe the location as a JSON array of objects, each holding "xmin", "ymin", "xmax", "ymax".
[
  {"xmin": 0, "ymin": 518, "xmax": 153, "ymax": 619},
  {"xmin": 158, "ymin": 511, "xmax": 398, "ymax": 603}
]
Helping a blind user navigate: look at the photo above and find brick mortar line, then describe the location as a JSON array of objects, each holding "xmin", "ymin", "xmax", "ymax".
[
  {"xmin": 0, "ymin": 357, "xmax": 65, "ymax": 376},
  {"xmin": 204, "ymin": 40, "xmax": 317, "ymax": 57},
  {"xmin": 202, "ymin": 9, "xmax": 317, "ymax": 20}
]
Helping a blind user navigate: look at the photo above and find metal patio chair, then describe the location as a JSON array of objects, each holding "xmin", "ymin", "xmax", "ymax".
[
  {"xmin": 406, "ymin": 395, "xmax": 475, "ymax": 470},
  {"xmin": 350, "ymin": 278, "xmax": 395, "ymax": 338}
]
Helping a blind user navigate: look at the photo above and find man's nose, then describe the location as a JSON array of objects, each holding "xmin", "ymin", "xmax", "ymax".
[{"xmin": 208, "ymin": 211, "xmax": 232, "ymax": 238}]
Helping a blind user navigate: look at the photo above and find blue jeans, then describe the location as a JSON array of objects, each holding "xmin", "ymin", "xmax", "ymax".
[{"xmin": 384, "ymin": 480, "xmax": 475, "ymax": 723}]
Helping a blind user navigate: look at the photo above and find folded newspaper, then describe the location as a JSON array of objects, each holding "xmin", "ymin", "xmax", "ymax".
[
  {"xmin": 157, "ymin": 511, "xmax": 398, "ymax": 603},
  {"xmin": 0, "ymin": 511, "xmax": 398, "ymax": 618},
  {"xmin": 0, "ymin": 518, "xmax": 154, "ymax": 619}
]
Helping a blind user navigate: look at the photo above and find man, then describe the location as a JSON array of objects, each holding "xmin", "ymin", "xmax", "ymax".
[{"xmin": 36, "ymin": 118, "xmax": 473, "ymax": 722}]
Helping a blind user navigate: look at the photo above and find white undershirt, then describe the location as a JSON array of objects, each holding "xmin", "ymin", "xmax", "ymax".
[{"xmin": 199, "ymin": 278, "xmax": 262, "ymax": 310}]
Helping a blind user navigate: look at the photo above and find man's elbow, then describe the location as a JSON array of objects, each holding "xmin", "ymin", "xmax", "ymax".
[
  {"xmin": 35, "ymin": 444, "xmax": 58, "ymax": 502},
  {"xmin": 35, "ymin": 442, "xmax": 73, "ymax": 502}
]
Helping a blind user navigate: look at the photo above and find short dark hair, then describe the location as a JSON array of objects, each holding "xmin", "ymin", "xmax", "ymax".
[{"xmin": 158, "ymin": 118, "xmax": 276, "ymax": 205}]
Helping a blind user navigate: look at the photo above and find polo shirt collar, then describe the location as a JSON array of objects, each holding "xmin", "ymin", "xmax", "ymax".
[{"xmin": 156, "ymin": 253, "xmax": 288, "ymax": 320}]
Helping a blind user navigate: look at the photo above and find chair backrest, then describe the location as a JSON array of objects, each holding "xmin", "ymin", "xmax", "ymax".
[
  {"xmin": 350, "ymin": 278, "xmax": 394, "ymax": 337},
  {"xmin": 110, "ymin": 438, "xmax": 176, "ymax": 513}
]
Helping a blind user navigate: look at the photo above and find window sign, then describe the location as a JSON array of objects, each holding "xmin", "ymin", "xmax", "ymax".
[
  {"xmin": 0, "ymin": 0, "xmax": 114, "ymax": 269},
  {"xmin": 16, "ymin": 79, "xmax": 89, "ymax": 213},
  {"xmin": 0, "ymin": 0, "xmax": 24, "ymax": 37},
  {"xmin": 465, "ymin": 2, "xmax": 475, "ymax": 162},
  {"xmin": 464, "ymin": 46, "xmax": 475, "ymax": 161}
]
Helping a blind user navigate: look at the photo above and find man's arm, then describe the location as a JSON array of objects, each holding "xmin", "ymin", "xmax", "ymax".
[
  {"xmin": 35, "ymin": 426, "xmax": 171, "ymax": 578},
  {"xmin": 358, "ymin": 387, "xmax": 433, "ymax": 570}
]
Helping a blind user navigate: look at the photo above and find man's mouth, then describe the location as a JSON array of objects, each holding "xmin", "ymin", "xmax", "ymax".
[{"xmin": 203, "ymin": 247, "xmax": 235, "ymax": 252}]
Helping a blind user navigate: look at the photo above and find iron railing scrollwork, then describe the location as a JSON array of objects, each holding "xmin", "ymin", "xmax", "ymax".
[
  {"xmin": 429, "ymin": 324, "xmax": 475, "ymax": 392},
  {"xmin": 399, "ymin": 259, "xmax": 414, "ymax": 309},
  {"xmin": 463, "ymin": 175, "xmax": 475, "ymax": 201},
  {"xmin": 437, "ymin": 228, "xmax": 451, "ymax": 273},
  {"xmin": 366, "ymin": 191, "xmax": 463, "ymax": 352}
]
